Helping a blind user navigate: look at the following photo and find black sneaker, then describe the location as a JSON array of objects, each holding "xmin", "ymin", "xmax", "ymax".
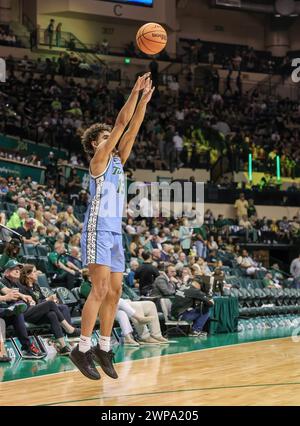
[
  {"xmin": 58, "ymin": 345, "xmax": 71, "ymax": 356},
  {"xmin": 92, "ymin": 345, "xmax": 118, "ymax": 379},
  {"xmin": 69, "ymin": 344, "xmax": 101, "ymax": 381},
  {"xmin": 67, "ymin": 328, "xmax": 81, "ymax": 338}
]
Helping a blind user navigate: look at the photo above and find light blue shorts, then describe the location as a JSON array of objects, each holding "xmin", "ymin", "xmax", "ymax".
[{"xmin": 81, "ymin": 231, "xmax": 125, "ymax": 272}]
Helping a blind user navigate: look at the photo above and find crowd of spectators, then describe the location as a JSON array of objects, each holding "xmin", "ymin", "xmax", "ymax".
[
  {"xmin": 1, "ymin": 52, "xmax": 300, "ymax": 178},
  {"xmin": 1, "ymin": 172, "xmax": 300, "ymax": 361},
  {"xmin": 0, "ymin": 25, "xmax": 19, "ymax": 47}
]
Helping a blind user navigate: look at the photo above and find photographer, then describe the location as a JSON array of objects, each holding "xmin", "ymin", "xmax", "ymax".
[{"xmin": 171, "ymin": 276, "xmax": 214, "ymax": 337}]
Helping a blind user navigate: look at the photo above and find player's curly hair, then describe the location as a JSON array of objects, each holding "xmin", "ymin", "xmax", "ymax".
[{"xmin": 81, "ymin": 123, "xmax": 112, "ymax": 160}]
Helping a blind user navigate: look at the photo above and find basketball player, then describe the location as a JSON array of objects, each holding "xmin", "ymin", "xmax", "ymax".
[{"xmin": 70, "ymin": 74, "xmax": 155, "ymax": 380}]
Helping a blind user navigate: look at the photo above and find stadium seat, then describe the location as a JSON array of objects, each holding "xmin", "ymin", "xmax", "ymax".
[
  {"xmin": 5, "ymin": 203, "xmax": 17, "ymax": 214},
  {"xmin": 56, "ymin": 287, "xmax": 78, "ymax": 309},
  {"xmin": 36, "ymin": 245, "xmax": 50, "ymax": 257},
  {"xmin": 37, "ymin": 273, "xmax": 51, "ymax": 289},
  {"xmin": 39, "ymin": 287, "xmax": 53, "ymax": 299},
  {"xmin": 159, "ymin": 298, "xmax": 190, "ymax": 337}
]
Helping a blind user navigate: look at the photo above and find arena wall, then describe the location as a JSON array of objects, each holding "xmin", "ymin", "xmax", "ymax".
[{"xmin": 177, "ymin": 0, "xmax": 265, "ymax": 49}]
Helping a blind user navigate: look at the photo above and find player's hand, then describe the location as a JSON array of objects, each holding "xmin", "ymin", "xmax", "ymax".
[
  {"xmin": 132, "ymin": 72, "xmax": 151, "ymax": 92},
  {"xmin": 140, "ymin": 78, "xmax": 155, "ymax": 104}
]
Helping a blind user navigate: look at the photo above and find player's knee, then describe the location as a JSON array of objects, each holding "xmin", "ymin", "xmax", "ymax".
[
  {"xmin": 108, "ymin": 286, "xmax": 122, "ymax": 304},
  {"xmin": 91, "ymin": 279, "xmax": 109, "ymax": 301}
]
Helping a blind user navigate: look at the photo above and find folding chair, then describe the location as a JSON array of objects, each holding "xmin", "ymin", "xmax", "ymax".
[{"xmin": 160, "ymin": 298, "xmax": 190, "ymax": 337}]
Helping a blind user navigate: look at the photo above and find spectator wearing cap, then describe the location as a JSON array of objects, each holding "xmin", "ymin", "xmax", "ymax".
[
  {"xmin": 171, "ymin": 276, "xmax": 214, "ymax": 337},
  {"xmin": 0, "ymin": 260, "xmax": 43, "ymax": 357},
  {"xmin": 6, "ymin": 207, "xmax": 28, "ymax": 230},
  {"xmin": 0, "ymin": 239, "xmax": 21, "ymax": 270},
  {"xmin": 16, "ymin": 218, "xmax": 39, "ymax": 245}
]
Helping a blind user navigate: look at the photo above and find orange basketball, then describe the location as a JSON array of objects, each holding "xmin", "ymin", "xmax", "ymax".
[{"xmin": 136, "ymin": 22, "xmax": 167, "ymax": 55}]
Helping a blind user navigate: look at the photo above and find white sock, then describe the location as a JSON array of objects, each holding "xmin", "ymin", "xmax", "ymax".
[
  {"xmin": 78, "ymin": 335, "xmax": 91, "ymax": 353},
  {"xmin": 99, "ymin": 335, "xmax": 111, "ymax": 352}
]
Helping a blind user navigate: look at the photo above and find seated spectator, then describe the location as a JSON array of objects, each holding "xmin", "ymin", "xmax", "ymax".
[
  {"xmin": 161, "ymin": 244, "xmax": 173, "ymax": 262},
  {"xmin": 150, "ymin": 264, "xmax": 178, "ymax": 298},
  {"xmin": 125, "ymin": 260, "xmax": 139, "ymax": 288},
  {"xmin": 61, "ymin": 206, "xmax": 80, "ymax": 230},
  {"xmin": 262, "ymin": 272, "xmax": 282, "ymax": 289},
  {"xmin": 129, "ymin": 235, "xmax": 142, "ymax": 257},
  {"xmin": 117, "ymin": 298, "xmax": 169, "ymax": 345},
  {"xmin": 207, "ymin": 236, "xmax": 218, "ymax": 251},
  {"xmin": 80, "ymin": 271, "xmax": 168, "ymax": 345},
  {"xmin": 196, "ymin": 257, "xmax": 212, "ymax": 275},
  {"xmin": 0, "ymin": 239, "xmax": 21, "ymax": 271},
  {"xmin": 6, "ymin": 207, "xmax": 28, "ymax": 230},
  {"xmin": 16, "ymin": 218, "xmax": 39, "ymax": 245},
  {"xmin": 134, "ymin": 252, "xmax": 159, "ymax": 296},
  {"xmin": 69, "ymin": 246, "xmax": 82, "ymax": 268},
  {"xmin": 0, "ymin": 297, "xmax": 41, "ymax": 359},
  {"xmin": 18, "ymin": 264, "xmax": 81, "ymax": 355},
  {"xmin": 180, "ymin": 266, "xmax": 193, "ymax": 284},
  {"xmin": 237, "ymin": 249, "xmax": 265, "ymax": 276},
  {"xmin": 48, "ymin": 241, "xmax": 81, "ymax": 290},
  {"xmin": 171, "ymin": 276, "xmax": 214, "ymax": 337},
  {"xmin": 239, "ymin": 215, "xmax": 258, "ymax": 242},
  {"xmin": 0, "ymin": 261, "xmax": 44, "ymax": 357},
  {"xmin": 151, "ymin": 248, "xmax": 162, "ymax": 264},
  {"xmin": 207, "ymin": 250, "xmax": 219, "ymax": 267},
  {"xmin": 175, "ymin": 251, "xmax": 188, "ymax": 272}
]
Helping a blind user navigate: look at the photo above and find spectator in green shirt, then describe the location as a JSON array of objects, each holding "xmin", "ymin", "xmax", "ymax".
[
  {"xmin": 262, "ymin": 273, "xmax": 281, "ymax": 289},
  {"xmin": 48, "ymin": 241, "xmax": 81, "ymax": 290}
]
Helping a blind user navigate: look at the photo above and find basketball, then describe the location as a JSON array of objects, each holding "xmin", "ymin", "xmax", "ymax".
[{"xmin": 136, "ymin": 22, "xmax": 167, "ymax": 55}]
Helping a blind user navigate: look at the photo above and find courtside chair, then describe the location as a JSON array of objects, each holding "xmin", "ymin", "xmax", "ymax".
[{"xmin": 160, "ymin": 298, "xmax": 190, "ymax": 337}]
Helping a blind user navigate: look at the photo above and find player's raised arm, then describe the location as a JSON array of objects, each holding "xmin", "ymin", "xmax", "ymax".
[
  {"xmin": 92, "ymin": 73, "xmax": 150, "ymax": 159},
  {"xmin": 118, "ymin": 78, "xmax": 155, "ymax": 165}
]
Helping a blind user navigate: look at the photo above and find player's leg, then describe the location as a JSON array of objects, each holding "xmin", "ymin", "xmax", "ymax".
[
  {"xmin": 70, "ymin": 264, "xmax": 111, "ymax": 380},
  {"xmin": 82, "ymin": 264, "xmax": 111, "ymax": 337},
  {"xmin": 70, "ymin": 230, "xmax": 113, "ymax": 380},
  {"xmin": 92, "ymin": 233, "xmax": 124, "ymax": 379},
  {"xmin": 93, "ymin": 271, "xmax": 122, "ymax": 379}
]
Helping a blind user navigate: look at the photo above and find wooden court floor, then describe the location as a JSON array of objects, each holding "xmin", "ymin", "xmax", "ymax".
[{"xmin": 2, "ymin": 337, "xmax": 300, "ymax": 406}]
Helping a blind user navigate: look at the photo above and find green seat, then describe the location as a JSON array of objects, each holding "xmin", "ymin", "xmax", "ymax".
[
  {"xmin": 252, "ymin": 289, "xmax": 266, "ymax": 308},
  {"xmin": 56, "ymin": 287, "xmax": 78, "ymax": 308},
  {"xmin": 39, "ymin": 287, "xmax": 53, "ymax": 298},
  {"xmin": 262, "ymin": 288, "xmax": 274, "ymax": 304}
]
